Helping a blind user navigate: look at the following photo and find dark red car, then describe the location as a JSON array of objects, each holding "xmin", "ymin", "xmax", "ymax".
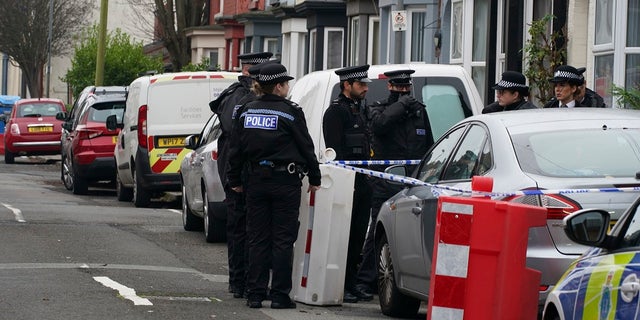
[{"xmin": 3, "ymin": 98, "xmax": 66, "ymax": 164}]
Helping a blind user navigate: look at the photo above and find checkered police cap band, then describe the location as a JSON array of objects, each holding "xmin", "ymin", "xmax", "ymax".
[
  {"xmin": 554, "ymin": 70, "xmax": 581, "ymax": 80},
  {"xmin": 241, "ymin": 57, "xmax": 270, "ymax": 65},
  {"xmin": 258, "ymin": 71, "xmax": 289, "ymax": 82},
  {"xmin": 339, "ymin": 70, "xmax": 369, "ymax": 81},
  {"xmin": 495, "ymin": 80, "xmax": 528, "ymax": 88}
]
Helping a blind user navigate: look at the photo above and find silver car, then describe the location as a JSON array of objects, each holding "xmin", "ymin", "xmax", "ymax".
[
  {"xmin": 375, "ymin": 108, "xmax": 640, "ymax": 318},
  {"xmin": 179, "ymin": 113, "xmax": 227, "ymax": 243}
]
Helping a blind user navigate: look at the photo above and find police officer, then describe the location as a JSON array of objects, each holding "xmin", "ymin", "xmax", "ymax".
[
  {"xmin": 575, "ymin": 67, "xmax": 607, "ymax": 108},
  {"xmin": 355, "ymin": 69, "xmax": 433, "ymax": 295},
  {"xmin": 482, "ymin": 71, "xmax": 537, "ymax": 114},
  {"xmin": 209, "ymin": 51, "xmax": 272, "ymax": 299},
  {"xmin": 226, "ymin": 63, "xmax": 321, "ymax": 309},
  {"xmin": 322, "ymin": 65, "xmax": 373, "ymax": 303},
  {"xmin": 543, "ymin": 65, "xmax": 585, "ymax": 108}
]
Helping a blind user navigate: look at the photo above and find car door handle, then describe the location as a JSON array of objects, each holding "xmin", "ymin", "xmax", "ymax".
[
  {"xmin": 411, "ymin": 207, "xmax": 422, "ymax": 215},
  {"xmin": 620, "ymin": 280, "xmax": 640, "ymax": 303}
]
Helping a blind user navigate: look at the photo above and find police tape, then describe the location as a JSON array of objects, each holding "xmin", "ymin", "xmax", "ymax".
[
  {"xmin": 326, "ymin": 162, "xmax": 640, "ymax": 197},
  {"xmin": 330, "ymin": 160, "xmax": 421, "ymax": 166}
]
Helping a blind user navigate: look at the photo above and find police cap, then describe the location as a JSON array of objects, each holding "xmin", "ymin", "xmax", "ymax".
[
  {"xmin": 492, "ymin": 71, "xmax": 529, "ymax": 94},
  {"xmin": 384, "ymin": 69, "xmax": 415, "ymax": 85},
  {"xmin": 549, "ymin": 65, "xmax": 584, "ymax": 85},
  {"xmin": 256, "ymin": 63, "xmax": 294, "ymax": 85},
  {"xmin": 238, "ymin": 52, "xmax": 273, "ymax": 65},
  {"xmin": 335, "ymin": 65, "xmax": 372, "ymax": 83},
  {"xmin": 248, "ymin": 59, "xmax": 280, "ymax": 80}
]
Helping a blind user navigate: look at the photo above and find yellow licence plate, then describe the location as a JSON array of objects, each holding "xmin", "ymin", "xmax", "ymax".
[
  {"xmin": 28, "ymin": 126, "xmax": 53, "ymax": 133},
  {"xmin": 112, "ymin": 136, "xmax": 118, "ymax": 144},
  {"xmin": 157, "ymin": 137, "xmax": 186, "ymax": 148}
]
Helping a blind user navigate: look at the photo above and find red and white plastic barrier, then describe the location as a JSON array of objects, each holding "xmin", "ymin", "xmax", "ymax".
[
  {"xmin": 292, "ymin": 164, "xmax": 356, "ymax": 305},
  {"xmin": 427, "ymin": 176, "xmax": 546, "ymax": 320}
]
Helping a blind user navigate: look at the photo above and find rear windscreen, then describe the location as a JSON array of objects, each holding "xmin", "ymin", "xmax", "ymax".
[
  {"xmin": 513, "ymin": 128, "xmax": 640, "ymax": 177},
  {"xmin": 19, "ymin": 103, "xmax": 63, "ymax": 117},
  {"xmin": 84, "ymin": 102, "xmax": 125, "ymax": 123}
]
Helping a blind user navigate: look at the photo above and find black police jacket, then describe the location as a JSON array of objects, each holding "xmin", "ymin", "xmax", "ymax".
[
  {"xmin": 208, "ymin": 76, "xmax": 254, "ymax": 186},
  {"xmin": 226, "ymin": 94, "xmax": 321, "ymax": 187},
  {"xmin": 543, "ymin": 99, "xmax": 586, "ymax": 108},
  {"xmin": 322, "ymin": 93, "xmax": 371, "ymax": 160},
  {"xmin": 370, "ymin": 94, "xmax": 433, "ymax": 161},
  {"xmin": 482, "ymin": 100, "xmax": 537, "ymax": 114}
]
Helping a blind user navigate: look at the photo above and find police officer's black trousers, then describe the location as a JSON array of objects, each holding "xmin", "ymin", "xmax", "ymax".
[
  {"xmin": 356, "ymin": 178, "xmax": 402, "ymax": 291},
  {"xmin": 344, "ymin": 173, "xmax": 372, "ymax": 291},
  {"xmin": 244, "ymin": 175, "xmax": 302, "ymax": 301},
  {"xmin": 225, "ymin": 186, "xmax": 247, "ymax": 292}
]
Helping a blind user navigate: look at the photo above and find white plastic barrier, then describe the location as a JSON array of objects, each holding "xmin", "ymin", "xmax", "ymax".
[{"xmin": 292, "ymin": 163, "xmax": 355, "ymax": 306}]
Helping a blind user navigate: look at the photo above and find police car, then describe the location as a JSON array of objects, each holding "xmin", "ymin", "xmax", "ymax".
[{"xmin": 543, "ymin": 194, "xmax": 640, "ymax": 320}]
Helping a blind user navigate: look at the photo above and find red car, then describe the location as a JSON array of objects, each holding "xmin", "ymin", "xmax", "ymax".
[{"xmin": 3, "ymin": 98, "xmax": 66, "ymax": 164}]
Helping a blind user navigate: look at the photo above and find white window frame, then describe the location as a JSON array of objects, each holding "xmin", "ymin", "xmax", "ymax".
[
  {"xmin": 405, "ymin": 9, "xmax": 426, "ymax": 62},
  {"xmin": 324, "ymin": 27, "xmax": 344, "ymax": 69},
  {"xmin": 368, "ymin": 17, "xmax": 380, "ymax": 65},
  {"xmin": 349, "ymin": 16, "xmax": 361, "ymax": 66},
  {"xmin": 309, "ymin": 29, "xmax": 317, "ymax": 72},
  {"xmin": 264, "ymin": 37, "xmax": 278, "ymax": 54}
]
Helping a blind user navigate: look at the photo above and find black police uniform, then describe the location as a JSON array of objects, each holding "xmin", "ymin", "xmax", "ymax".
[
  {"xmin": 226, "ymin": 65, "xmax": 321, "ymax": 308},
  {"xmin": 543, "ymin": 88, "xmax": 605, "ymax": 108},
  {"xmin": 543, "ymin": 65, "xmax": 587, "ymax": 109},
  {"xmin": 322, "ymin": 65, "xmax": 373, "ymax": 301},
  {"xmin": 356, "ymin": 70, "xmax": 433, "ymax": 292},
  {"xmin": 208, "ymin": 51, "xmax": 272, "ymax": 297}
]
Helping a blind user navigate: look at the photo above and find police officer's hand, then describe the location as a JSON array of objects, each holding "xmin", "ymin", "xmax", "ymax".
[
  {"xmin": 398, "ymin": 95, "xmax": 418, "ymax": 109},
  {"xmin": 231, "ymin": 186, "xmax": 243, "ymax": 193},
  {"xmin": 307, "ymin": 185, "xmax": 321, "ymax": 193}
]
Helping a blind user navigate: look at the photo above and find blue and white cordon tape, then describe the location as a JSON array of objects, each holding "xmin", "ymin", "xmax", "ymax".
[{"xmin": 326, "ymin": 160, "xmax": 640, "ymax": 198}]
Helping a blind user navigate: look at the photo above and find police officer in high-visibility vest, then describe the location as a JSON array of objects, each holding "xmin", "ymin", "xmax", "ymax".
[
  {"xmin": 322, "ymin": 64, "xmax": 373, "ymax": 303},
  {"xmin": 355, "ymin": 69, "xmax": 433, "ymax": 295},
  {"xmin": 226, "ymin": 63, "xmax": 321, "ymax": 309},
  {"xmin": 209, "ymin": 51, "xmax": 273, "ymax": 298}
]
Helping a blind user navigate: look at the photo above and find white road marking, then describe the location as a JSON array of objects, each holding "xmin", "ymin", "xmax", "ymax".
[
  {"xmin": 93, "ymin": 276, "xmax": 153, "ymax": 306},
  {"xmin": 1, "ymin": 203, "xmax": 26, "ymax": 222},
  {"xmin": 168, "ymin": 209, "xmax": 182, "ymax": 215}
]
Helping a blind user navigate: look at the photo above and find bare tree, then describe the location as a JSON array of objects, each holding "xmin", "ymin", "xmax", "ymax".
[
  {"xmin": 0, "ymin": 0, "xmax": 93, "ymax": 97},
  {"xmin": 126, "ymin": 0, "xmax": 208, "ymax": 71}
]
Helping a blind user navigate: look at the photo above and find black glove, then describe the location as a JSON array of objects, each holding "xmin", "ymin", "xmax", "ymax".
[{"xmin": 398, "ymin": 94, "xmax": 417, "ymax": 108}]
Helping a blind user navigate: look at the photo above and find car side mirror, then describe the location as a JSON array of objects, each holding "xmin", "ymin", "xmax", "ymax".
[
  {"xmin": 55, "ymin": 111, "xmax": 67, "ymax": 121},
  {"xmin": 0, "ymin": 114, "xmax": 5, "ymax": 123},
  {"xmin": 184, "ymin": 135, "xmax": 198, "ymax": 149},
  {"xmin": 61, "ymin": 122, "xmax": 72, "ymax": 131},
  {"xmin": 105, "ymin": 114, "xmax": 123, "ymax": 131},
  {"xmin": 563, "ymin": 209, "xmax": 611, "ymax": 247},
  {"xmin": 384, "ymin": 165, "xmax": 408, "ymax": 185}
]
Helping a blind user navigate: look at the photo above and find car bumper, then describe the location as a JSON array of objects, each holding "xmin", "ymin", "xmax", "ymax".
[{"xmin": 75, "ymin": 156, "xmax": 116, "ymax": 181}]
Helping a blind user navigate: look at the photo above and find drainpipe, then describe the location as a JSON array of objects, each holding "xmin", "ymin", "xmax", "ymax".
[
  {"xmin": 394, "ymin": 0, "xmax": 404, "ymax": 63},
  {"xmin": 2, "ymin": 53, "xmax": 8, "ymax": 94}
]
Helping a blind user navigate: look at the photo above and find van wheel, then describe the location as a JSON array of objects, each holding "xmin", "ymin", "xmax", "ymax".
[
  {"xmin": 116, "ymin": 170, "xmax": 133, "ymax": 202},
  {"xmin": 182, "ymin": 182, "xmax": 202, "ymax": 231},
  {"xmin": 133, "ymin": 168, "xmax": 151, "ymax": 207},
  {"xmin": 61, "ymin": 155, "xmax": 73, "ymax": 190},
  {"xmin": 203, "ymin": 187, "xmax": 226, "ymax": 243},
  {"xmin": 377, "ymin": 233, "xmax": 421, "ymax": 318},
  {"xmin": 4, "ymin": 149, "xmax": 15, "ymax": 164}
]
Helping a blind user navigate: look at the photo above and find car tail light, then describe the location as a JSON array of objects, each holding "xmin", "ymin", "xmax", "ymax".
[
  {"xmin": 10, "ymin": 123, "xmax": 20, "ymax": 135},
  {"xmin": 503, "ymin": 191, "xmax": 581, "ymax": 220},
  {"xmin": 137, "ymin": 105, "xmax": 148, "ymax": 149},
  {"xmin": 76, "ymin": 127, "xmax": 103, "ymax": 140},
  {"xmin": 211, "ymin": 150, "xmax": 218, "ymax": 160}
]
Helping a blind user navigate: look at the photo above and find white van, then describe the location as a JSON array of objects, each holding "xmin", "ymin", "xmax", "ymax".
[
  {"xmin": 108, "ymin": 71, "xmax": 240, "ymax": 207},
  {"xmin": 288, "ymin": 64, "xmax": 484, "ymax": 157}
]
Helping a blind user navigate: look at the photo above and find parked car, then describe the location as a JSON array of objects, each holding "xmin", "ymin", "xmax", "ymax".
[
  {"xmin": 2, "ymin": 98, "xmax": 65, "ymax": 163},
  {"xmin": 179, "ymin": 113, "xmax": 227, "ymax": 243},
  {"xmin": 374, "ymin": 108, "xmax": 640, "ymax": 318},
  {"xmin": 542, "ymin": 197, "xmax": 640, "ymax": 320},
  {"xmin": 288, "ymin": 64, "xmax": 484, "ymax": 156},
  {"xmin": 107, "ymin": 71, "xmax": 239, "ymax": 207},
  {"xmin": 58, "ymin": 94, "xmax": 126, "ymax": 194},
  {"xmin": 0, "ymin": 95, "xmax": 21, "ymax": 134}
]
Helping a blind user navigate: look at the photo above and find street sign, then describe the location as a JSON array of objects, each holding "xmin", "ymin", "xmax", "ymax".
[{"xmin": 392, "ymin": 10, "xmax": 407, "ymax": 31}]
